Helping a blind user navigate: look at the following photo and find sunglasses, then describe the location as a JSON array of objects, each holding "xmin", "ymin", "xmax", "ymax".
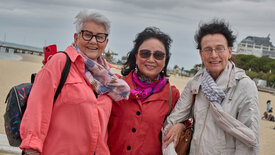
[{"xmin": 138, "ymin": 49, "xmax": 166, "ymax": 60}]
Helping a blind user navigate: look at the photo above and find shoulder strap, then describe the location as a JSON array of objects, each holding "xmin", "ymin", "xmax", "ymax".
[
  {"xmin": 168, "ymin": 84, "xmax": 172, "ymax": 115},
  {"xmin": 54, "ymin": 52, "xmax": 71, "ymax": 102},
  {"xmin": 164, "ymin": 84, "xmax": 173, "ymax": 122},
  {"xmin": 190, "ymin": 94, "xmax": 196, "ymax": 122}
]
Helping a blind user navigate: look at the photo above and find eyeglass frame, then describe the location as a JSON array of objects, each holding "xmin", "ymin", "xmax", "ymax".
[
  {"xmin": 80, "ymin": 30, "xmax": 108, "ymax": 43},
  {"xmin": 200, "ymin": 45, "xmax": 227, "ymax": 55},
  {"xmin": 138, "ymin": 49, "xmax": 166, "ymax": 60}
]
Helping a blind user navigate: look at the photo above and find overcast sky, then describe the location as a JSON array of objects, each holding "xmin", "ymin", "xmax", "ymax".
[{"xmin": 0, "ymin": 0, "xmax": 274, "ymax": 69}]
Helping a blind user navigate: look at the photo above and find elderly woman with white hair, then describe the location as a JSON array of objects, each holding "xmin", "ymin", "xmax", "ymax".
[{"xmin": 19, "ymin": 10, "xmax": 130, "ymax": 155}]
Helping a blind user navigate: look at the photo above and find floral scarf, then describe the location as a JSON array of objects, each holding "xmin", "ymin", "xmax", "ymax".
[
  {"xmin": 130, "ymin": 71, "xmax": 167, "ymax": 101},
  {"xmin": 74, "ymin": 45, "xmax": 130, "ymax": 101}
]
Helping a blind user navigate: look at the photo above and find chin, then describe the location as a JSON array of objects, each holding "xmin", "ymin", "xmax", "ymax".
[{"xmin": 88, "ymin": 54, "xmax": 100, "ymax": 60}]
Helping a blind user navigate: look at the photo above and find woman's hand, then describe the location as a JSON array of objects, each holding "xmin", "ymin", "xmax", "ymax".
[
  {"xmin": 163, "ymin": 123, "xmax": 185, "ymax": 148},
  {"xmin": 24, "ymin": 148, "xmax": 40, "ymax": 155}
]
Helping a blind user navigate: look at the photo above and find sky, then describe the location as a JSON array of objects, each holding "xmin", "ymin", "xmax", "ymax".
[{"xmin": 0, "ymin": 0, "xmax": 275, "ymax": 70}]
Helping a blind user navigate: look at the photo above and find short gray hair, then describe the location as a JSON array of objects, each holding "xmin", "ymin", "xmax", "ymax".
[{"xmin": 74, "ymin": 10, "xmax": 111, "ymax": 34}]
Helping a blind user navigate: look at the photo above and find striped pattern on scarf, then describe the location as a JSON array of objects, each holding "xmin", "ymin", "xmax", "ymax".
[{"xmin": 201, "ymin": 69, "xmax": 226, "ymax": 110}]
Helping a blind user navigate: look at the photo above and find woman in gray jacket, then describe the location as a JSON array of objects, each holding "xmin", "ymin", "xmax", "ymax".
[{"xmin": 163, "ymin": 19, "xmax": 260, "ymax": 155}]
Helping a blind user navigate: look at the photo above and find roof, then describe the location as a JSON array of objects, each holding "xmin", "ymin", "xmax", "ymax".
[{"xmin": 240, "ymin": 35, "xmax": 274, "ymax": 47}]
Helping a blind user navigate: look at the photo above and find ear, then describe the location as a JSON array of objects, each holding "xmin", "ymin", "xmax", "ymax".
[
  {"xmin": 199, "ymin": 50, "xmax": 203, "ymax": 60},
  {"xmin": 228, "ymin": 47, "xmax": 232, "ymax": 59},
  {"xmin": 105, "ymin": 38, "xmax": 109, "ymax": 45},
  {"xmin": 74, "ymin": 33, "xmax": 79, "ymax": 44}
]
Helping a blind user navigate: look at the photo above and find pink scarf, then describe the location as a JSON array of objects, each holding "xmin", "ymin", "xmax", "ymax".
[{"xmin": 130, "ymin": 71, "xmax": 167, "ymax": 101}]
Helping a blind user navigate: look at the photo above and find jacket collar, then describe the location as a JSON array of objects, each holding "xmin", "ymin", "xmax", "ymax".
[
  {"xmin": 190, "ymin": 61, "xmax": 247, "ymax": 95},
  {"xmin": 64, "ymin": 46, "xmax": 83, "ymax": 63}
]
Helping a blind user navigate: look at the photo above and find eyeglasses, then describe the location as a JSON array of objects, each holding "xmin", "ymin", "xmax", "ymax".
[
  {"xmin": 201, "ymin": 45, "xmax": 226, "ymax": 55},
  {"xmin": 80, "ymin": 30, "xmax": 108, "ymax": 43},
  {"xmin": 138, "ymin": 49, "xmax": 166, "ymax": 60}
]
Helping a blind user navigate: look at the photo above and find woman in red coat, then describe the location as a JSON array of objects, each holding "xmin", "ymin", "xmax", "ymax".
[{"xmin": 108, "ymin": 27, "xmax": 180, "ymax": 155}]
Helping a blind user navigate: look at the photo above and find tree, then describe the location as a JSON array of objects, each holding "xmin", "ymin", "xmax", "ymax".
[
  {"xmin": 233, "ymin": 54, "xmax": 275, "ymax": 88},
  {"xmin": 180, "ymin": 67, "xmax": 184, "ymax": 76},
  {"xmin": 103, "ymin": 49, "xmax": 118, "ymax": 63},
  {"xmin": 121, "ymin": 56, "xmax": 127, "ymax": 63},
  {"xmin": 173, "ymin": 65, "xmax": 179, "ymax": 75},
  {"xmin": 193, "ymin": 64, "xmax": 202, "ymax": 73}
]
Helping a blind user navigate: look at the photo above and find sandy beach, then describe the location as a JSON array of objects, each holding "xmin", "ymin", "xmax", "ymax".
[{"xmin": 0, "ymin": 53, "xmax": 274, "ymax": 155}]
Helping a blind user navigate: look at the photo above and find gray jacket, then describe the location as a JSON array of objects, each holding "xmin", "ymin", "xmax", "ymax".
[{"xmin": 163, "ymin": 62, "xmax": 260, "ymax": 155}]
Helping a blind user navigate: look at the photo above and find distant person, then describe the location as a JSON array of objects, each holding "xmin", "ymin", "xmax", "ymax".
[
  {"xmin": 262, "ymin": 111, "xmax": 269, "ymax": 120},
  {"xmin": 20, "ymin": 10, "xmax": 130, "ymax": 155},
  {"xmin": 108, "ymin": 27, "xmax": 180, "ymax": 154},
  {"xmin": 268, "ymin": 113, "xmax": 275, "ymax": 121},
  {"xmin": 266, "ymin": 100, "xmax": 271, "ymax": 112},
  {"xmin": 270, "ymin": 107, "xmax": 273, "ymax": 113},
  {"xmin": 162, "ymin": 19, "xmax": 260, "ymax": 155}
]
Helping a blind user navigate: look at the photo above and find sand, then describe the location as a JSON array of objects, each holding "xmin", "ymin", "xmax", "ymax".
[{"xmin": 0, "ymin": 53, "xmax": 274, "ymax": 155}]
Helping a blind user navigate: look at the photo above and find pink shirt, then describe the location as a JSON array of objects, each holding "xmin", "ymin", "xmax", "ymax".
[
  {"xmin": 20, "ymin": 46, "xmax": 112, "ymax": 155},
  {"xmin": 108, "ymin": 72, "xmax": 180, "ymax": 155}
]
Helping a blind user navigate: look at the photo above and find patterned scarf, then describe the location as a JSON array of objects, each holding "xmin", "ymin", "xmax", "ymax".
[
  {"xmin": 201, "ymin": 69, "xmax": 226, "ymax": 110},
  {"xmin": 130, "ymin": 71, "xmax": 167, "ymax": 101},
  {"xmin": 73, "ymin": 45, "xmax": 130, "ymax": 101}
]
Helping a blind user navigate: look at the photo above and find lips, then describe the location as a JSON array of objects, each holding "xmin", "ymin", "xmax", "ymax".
[
  {"xmin": 87, "ymin": 46, "xmax": 98, "ymax": 50},
  {"xmin": 209, "ymin": 61, "xmax": 221, "ymax": 64},
  {"xmin": 145, "ymin": 64, "xmax": 156, "ymax": 70}
]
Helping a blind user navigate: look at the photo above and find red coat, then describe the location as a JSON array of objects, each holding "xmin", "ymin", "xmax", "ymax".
[{"xmin": 108, "ymin": 72, "xmax": 180, "ymax": 155}]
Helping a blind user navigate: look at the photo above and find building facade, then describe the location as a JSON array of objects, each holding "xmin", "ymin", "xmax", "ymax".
[{"xmin": 236, "ymin": 35, "xmax": 275, "ymax": 58}]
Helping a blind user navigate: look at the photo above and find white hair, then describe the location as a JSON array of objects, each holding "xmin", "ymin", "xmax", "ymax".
[{"xmin": 74, "ymin": 10, "xmax": 111, "ymax": 34}]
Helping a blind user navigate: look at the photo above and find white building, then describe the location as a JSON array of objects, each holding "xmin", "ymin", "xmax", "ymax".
[{"xmin": 236, "ymin": 35, "xmax": 275, "ymax": 58}]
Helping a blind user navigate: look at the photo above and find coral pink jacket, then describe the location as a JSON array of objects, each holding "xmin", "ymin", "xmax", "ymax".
[
  {"xmin": 108, "ymin": 72, "xmax": 180, "ymax": 155},
  {"xmin": 20, "ymin": 46, "xmax": 112, "ymax": 155}
]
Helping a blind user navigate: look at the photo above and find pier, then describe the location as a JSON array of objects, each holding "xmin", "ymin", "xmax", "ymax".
[{"xmin": 0, "ymin": 41, "xmax": 43, "ymax": 55}]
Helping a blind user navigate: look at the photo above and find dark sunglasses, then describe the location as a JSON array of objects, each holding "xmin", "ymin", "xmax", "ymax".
[{"xmin": 138, "ymin": 49, "xmax": 166, "ymax": 60}]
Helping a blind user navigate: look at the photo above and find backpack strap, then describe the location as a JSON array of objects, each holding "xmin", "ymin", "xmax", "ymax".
[{"xmin": 54, "ymin": 52, "xmax": 71, "ymax": 101}]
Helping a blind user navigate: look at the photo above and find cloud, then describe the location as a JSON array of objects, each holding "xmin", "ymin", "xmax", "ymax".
[{"xmin": 0, "ymin": 0, "xmax": 275, "ymax": 70}]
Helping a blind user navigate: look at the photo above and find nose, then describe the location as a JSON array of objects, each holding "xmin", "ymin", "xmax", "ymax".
[
  {"xmin": 89, "ymin": 36, "xmax": 97, "ymax": 43},
  {"xmin": 147, "ymin": 53, "xmax": 155, "ymax": 61},
  {"xmin": 209, "ymin": 50, "xmax": 218, "ymax": 57}
]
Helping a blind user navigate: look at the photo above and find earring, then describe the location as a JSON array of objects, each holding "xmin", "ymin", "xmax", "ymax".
[{"xmin": 135, "ymin": 65, "xmax": 138, "ymax": 73}]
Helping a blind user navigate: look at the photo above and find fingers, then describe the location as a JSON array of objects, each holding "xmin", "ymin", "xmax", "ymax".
[
  {"xmin": 163, "ymin": 127, "xmax": 178, "ymax": 148},
  {"xmin": 164, "ymin": 134, "xmax": 175, "ymax": 148},
  {"xmin": 164, "ymin": 126, "xmax": 171, "ymax": 136},
  {"xmin": 163, "ymin": 126, "xmax": 172, "ymax": 142},
  {"xmin": 163, "ymin": 131, "xmax": 172, "ymax": 145},
  {"xmin": 163, "ymin": 123, "xmax": 185, "ymax": 148}
]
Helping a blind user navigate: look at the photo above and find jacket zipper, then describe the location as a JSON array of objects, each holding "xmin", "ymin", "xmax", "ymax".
[{"xmin": 196, "ymin": 103, "xmax": 210, "ymax": 155}]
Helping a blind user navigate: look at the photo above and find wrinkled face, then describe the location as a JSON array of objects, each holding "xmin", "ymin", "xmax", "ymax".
[
  {"xmin": 74, "ymin": 20, "xmax": 108, "ymax": 60},
  {"xmin": 135, "ymin": 38, "xmax": 166, "ymax": 79},
  {"xmin": 199, "ymin": 33, "xmax": 232, "ymax": 80}
]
